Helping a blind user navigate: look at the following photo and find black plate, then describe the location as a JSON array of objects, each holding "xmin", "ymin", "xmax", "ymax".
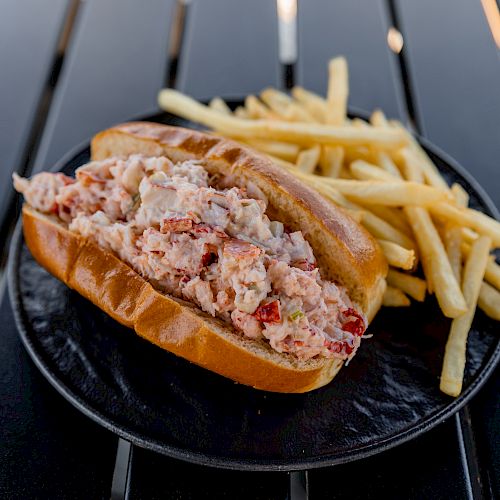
[{"xmin": 8, "ymin": 110, "xmax": 500, "ymax": 471}]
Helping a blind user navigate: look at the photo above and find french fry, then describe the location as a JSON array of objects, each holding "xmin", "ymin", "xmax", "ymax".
[
  {"xmin": 387, "ymin": 269, "xmax": 426, "ymax": 302},
  {"xmin": 383, "ymin": 286, "xmax": 411, "ymax": 307},
  {"xmin": 326, "ymin": 56, "xmax": 348, "ymax": 125},
  {"xmin": 261, "ymin": 87, "xmax": 292, "ymax": 109},
  {"xmin": 352, "ymin": 118, "xmax": 369, "ymax": 128},
  {"xmin": 287, "ymin": 170, "xmax": 364, "ymax": 221},
  {"xmin": 261, "ymin": 88, "xmax": 316, "ymax": 122},
  {"xmin": 462, "ymin": 242, "xmax": 500, "ymax": 290},
  {"xmin": 235, "ymin": 138, "xmax": 299, "ymax": 162},
  {"xmin": 370, "ymin": 111, "xmax": 404, "ymax": 179},
  {"xmin": 430, "ymin": 202, "xmax": 500, "ymax": 246},
  {"xmin": 288, "ymin": 169, "xmax": 417, "ymax": 251},
  {"xmin": 377, "ymin": 240, "xmax": 415, "ymax": 270},
  {"xmin": 265, "ymin": 154, "xmax": 296, "ymax": 170},
  {"xmin": 451, "ymin": 183, "xmax": 469, "ymax": 207},
  {"xmin": 291, "ymin": 86, "xmax": 327, "ymax": 123},
  {"xmin": 245, "ymin": 95, "xmax": 276, "ymax": 119},
  {"xmin": 362, "ymin": 205, "xmax": 413, "ymax": 238},
  {"xmin": 339, "ymin": 166, "xmax": 354, "ymax": 179},
  {"xmin": 391, "ymin": 120, "xmax": 450, "ymax": 190},
  {"xmin": 319, "ymin": 146, "xmax": 343, "ymax": 177},
  {"xmin": 444, "ymin": 225, "xmax": 463, "ymax": 283},
  {"xmin": 440, "ymin": 236, "xmax": 491, "ymax": 396},
  {"xmin": 208, "ymin": 97, "xmax": 231, "ymax": 115},
  {"xmin": 370, "ymin": 109, "xmax": 389, "ymax": 127},
  {"xmin": 234, "ymin": 106, "xmax": 249, "ymax": 119},
  {"xmin": 159, "ymin": 89, "xmax": 408, "ymax": 148},
  {"xmin": 320, "ymin": 179, "xmax": 451, "ymax": 206},
  {"xmin": 405, "ymin": 206, "xmax": 467, "ymax": 317},
  {"xmin": 484, "ymin": 259, "xmax": 500, "ymax": 291},
  {"xmin": 296, "ymin": 145, "xmax": 321, "ymax": 173},
  {"xmin": 350, "ymin": 160, "xmax": 397, "ymax": 182},
  {"xmin": 322, "ymin": 58, "xmax": 349, "ymax": 182},
  {"xmin": 374, "ymin": 151, "xmax": 402, "ymax": 179},
  {"xmin": 343, "ymin": 147, "xmax": 377, "ymax": 166},
  {"xmin": 400, "ymin": 148, "xmax": 425, "ymax": 183},
  {"xmin": 478, "ymin": 281, "xmax": 500, "ymax": 321},
  {"xmin": 461, "ymin": 227, "xmax": 479, "ymax": 244},
  {"xmin": 363, "ymin": 211, "xmax": 416, "ymax": 250},
  {"xmin": 290, "ymin": 169, "xmax": 353, "ymax": 206}
]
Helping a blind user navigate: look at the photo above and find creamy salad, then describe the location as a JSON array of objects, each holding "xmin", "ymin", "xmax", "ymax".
[{"xmin": 14, "ymin": 155, "xmax": 367, "ymax": 360}]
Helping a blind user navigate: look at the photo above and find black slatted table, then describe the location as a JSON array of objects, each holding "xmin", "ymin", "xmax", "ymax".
[{"xmin": 1, "ymin": 1, "xmax": 498, "ymax": 498}]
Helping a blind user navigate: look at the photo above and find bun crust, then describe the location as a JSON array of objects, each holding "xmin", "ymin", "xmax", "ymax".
[{"xmin": 20, "ymin": 122, "xmax": 386, "ymax": 393}]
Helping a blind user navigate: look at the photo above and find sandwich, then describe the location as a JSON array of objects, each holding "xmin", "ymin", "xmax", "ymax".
[{"xmin": 13, "ymin": 122, "xmax": 387, "ymax": 393}]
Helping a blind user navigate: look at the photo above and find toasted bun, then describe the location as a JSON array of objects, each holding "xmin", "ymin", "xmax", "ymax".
[{"xmin": 21, "ymin": 123, "xmax": 386, "ymax": 393}]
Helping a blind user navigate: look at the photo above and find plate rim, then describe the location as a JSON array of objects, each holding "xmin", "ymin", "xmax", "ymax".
[{"xmin": 8, "ymin": 108, "xmax": 500, "ymax": 471}]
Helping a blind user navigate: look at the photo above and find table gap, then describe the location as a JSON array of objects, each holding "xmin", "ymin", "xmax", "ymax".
[{"xmin": 166, "ymin": 0, "xmax": 191, "ymax": 88}]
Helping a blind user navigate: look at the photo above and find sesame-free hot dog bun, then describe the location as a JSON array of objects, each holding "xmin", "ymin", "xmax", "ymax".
[{"xmin": 20, "ymin": 123, "xmax": 386, "ymax": 393}]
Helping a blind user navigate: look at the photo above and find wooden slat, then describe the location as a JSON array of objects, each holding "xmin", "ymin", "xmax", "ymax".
[
  {"xmin": 125, "ymin": 446, "xmax": 289, "ymax": 500},
  {"xmin": 177, "ymin": 0, "xmax": 280, "ymax": 100},
  {"xmin": 33, "ymin": 0, "xmax": 176, "ymax": 171},
  {"xmin": 297, "ymin": 0, "xmax": 407, "ymax": 119},
  {"xmin": 0, "ymin": 0, "xmax": 70, "ymax": 228},
  {"xmin": 0, "ymin": 294, "xmax": 118, "ymax": 499},
  {"xmin": 396, "ymin": 0, "xmax": 500, "ymax": 207},
  {"xmin": 309, "ymin": 418, "xmax": 470, "ymax": 499}
]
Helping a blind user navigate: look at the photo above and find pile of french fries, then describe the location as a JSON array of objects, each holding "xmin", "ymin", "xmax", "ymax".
[{"xmin": 158, "ymin": 57, "xmax": 500, "ymax": 397}]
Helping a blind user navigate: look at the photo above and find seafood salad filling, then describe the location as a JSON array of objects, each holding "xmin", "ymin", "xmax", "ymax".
[{"xmin": 14, "ymin": 155, "xmax": 367, "ymax": 360}]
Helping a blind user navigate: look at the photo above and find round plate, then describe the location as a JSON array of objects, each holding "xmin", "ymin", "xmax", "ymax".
[{"xmin": 8, "ymin": 110, "xmax": 500, "ymax": 471}]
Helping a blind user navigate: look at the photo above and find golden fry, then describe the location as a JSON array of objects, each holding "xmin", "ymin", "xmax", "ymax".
[
  {"xmin": 319, "ymin": 146, "xmax": 343, "ymax": 177},
  {"xmin": 440, "ymin": 236, "xmax": 491, "ymax": 396},
  {"xmin": 444, "ymin": 225, "xmax": 463, "ymax": 284},
  {"xmin": 362, "ymin": 205, "xmax": 413, "ymax": 238},
  {"xmin": 370, "ymin": 109, "xmax": 389, "ymax": 127},
  {"xmin": 383, "ymin": 286, "xmax": 411, "ymax": 307},
  {"xmin": 261, "ymin": 88, "xmax": 315, "ymax": 122},
  {"xmin": 400, "ymin": 148, "xmax": 424, "ymax": 183},
  {"xmin": 326, "ymin": 56, "xmax": 348, "ymax": 125},
  {"xmin": 234, "ymin": 106, "xmax": 250, "ymax": 119},
  {"xmin": 350, "ymin": 160, "xmax": 398, "ymax": 182},
  {"xmin": 296, "ymin": 145, "xmax": 321, "ymax": 173},
  {"xmin": 321, "ymin": 179, "xmax": 451, "ymax": 206},
  {"xmin": 478, "ymin": 281, "xmax": 500, "ymax": 321},
  {"xmin": 363, "ymin": 211, "xmax": 416, "ymax": 250},
  {"xmin": 377, "ymin": 240, "xmax": 415, "ymax": 270},
  {"xmin": 291, "ymin": 86, "xmax": 327, "ymax": 123},
  {"xmin": 237, "ymin": 138, "xmax": 300, "ymax": 162},
  {"xmin": 245, "ymin": 95, "xmax": 276, "ymax": 119},
  {"xmin": 462, "ymin": 242, "xmax": 500, "ymax": 290},
  {"xmin": 208, "ymin": 97, "xmax": 231, "ymax": 115},
  {"xmin": 390, "ymin": 120, "xmax": 449, "ymax": 190},
  {"xmin": 374, "ymin": 151, "xmax": 402, "ymax": 179},
  {"xmin": 159, "ymin": 89, "xmax": 407, "ymax": 148},
  {"xmin": 431, "ymin": 202, "xmax": 500, "ymax": 246},
  {"xmin": 451, "ymin": 183, "xmax": 469, "ymax": 207},
  {"xmin": 405, "ymin": 206, "xmax": 467, "ymax": 317},
  {"xmin": 387, "ymin": 269, "xmax": 426, "ymax": 302}
]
